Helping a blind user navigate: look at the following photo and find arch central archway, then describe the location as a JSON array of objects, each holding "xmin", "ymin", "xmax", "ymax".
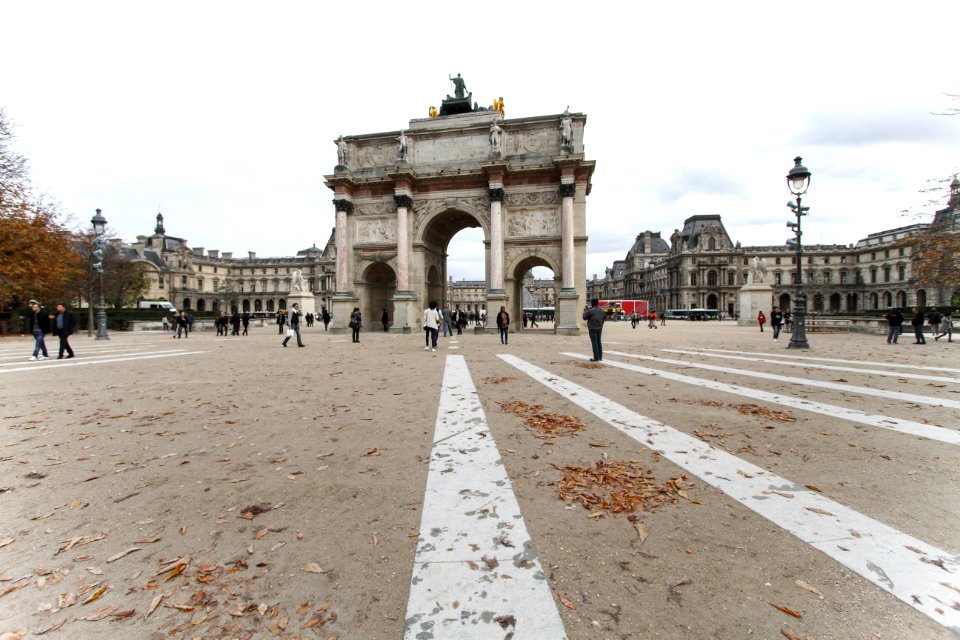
[{"xmin": 417, "ymin": 209, "xmax": 487, "ymax": 316}]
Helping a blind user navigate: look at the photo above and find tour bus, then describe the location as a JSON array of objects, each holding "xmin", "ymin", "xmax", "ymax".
[
  {"xmin": 522, "ymin": 307, "xmax": 555, "ymax": 322},
  {"xmin": 666, "ymin": 308, "xmax": 719, "ymax": 321}
]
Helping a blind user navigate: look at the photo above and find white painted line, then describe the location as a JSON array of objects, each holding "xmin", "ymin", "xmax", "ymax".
[
  {"xmin": 0, "ymin": 351, "xmax": 207, "ymax": 374},
  {"xmin": 560, "ymin": 353, "xmax": 960, "ymax": 446},
  {"xmin": 404, "ymin": 355, "xmax": 567, "ymax": 640},
  {"xmin": 662, "ymin": 348, "xmax": 960, "ymax": 385},
  {"xmin": 0, "ymin": 349, "xmax": 187, "ymax": 368},
  {"xmin": 607, "ymin": 351, "xmax": 960, "ymax": 410},
  {"xmin": 702, "ymin": 348, "xmax": 960, "ymax": 375},
  {"xmin": 499, "ymin": 354, "xmax": 960, "ymax": 632}
]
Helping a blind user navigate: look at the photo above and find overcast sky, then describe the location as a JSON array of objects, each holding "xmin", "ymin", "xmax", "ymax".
[{"xmin": 6, "ymin": 1, "xmax": 959, "ymax": 282}]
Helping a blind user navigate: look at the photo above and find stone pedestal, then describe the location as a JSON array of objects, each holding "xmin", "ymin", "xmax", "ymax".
[
  {"xmin": 329, "ymin": 292, "xmax": 358, "ymax": 334},
  {"xmin": 390, "ymin": 291, "xmax": 417, "ymax": 334},
  {"xmin": 737, "ymin": 284, "xmax": 774, "ymax": 327},
  {"xmin": 484, "ymin": 291, "xmax": 507, "ymax": 334},
  {"xmin": 286, "ymin": 292, "xmax": 316, "ymax": 317},
  {"xmin": 555, "ymin": 289, "xmax": 582, "ymax": 336}
]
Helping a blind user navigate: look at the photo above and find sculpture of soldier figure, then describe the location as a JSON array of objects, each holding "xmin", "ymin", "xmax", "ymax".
[
  {"xmin": 291, "ymin": 268, "xmax": 306, "ymax": 293},
  {"xmin": 335, "ymin": 135, "xmax": 347, "ymax": 167},
  {"xmin": 449, "ymin": 73, "xmax": 467, "ymax": 99},
  {"xmin": 750, "ymin": 256, "xmax": 768, "ymax": 284},
  {"xmin": 489, "ymin": 118, "xmax": 502, "ymax": 154},
  {"xmin": 559, "ymin": 106, "xmax": 574, "ymax": 150},
  {"xmin": 397, "ymin": 129, "xmax": 408, "ymax": 161}
]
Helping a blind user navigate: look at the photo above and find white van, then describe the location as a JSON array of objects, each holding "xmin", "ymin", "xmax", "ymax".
[{"xmin": 138, "ymin": 300, "xmax": 178, "ymax": 314}]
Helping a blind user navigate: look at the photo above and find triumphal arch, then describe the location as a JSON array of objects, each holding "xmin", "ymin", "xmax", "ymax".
[{"xmin": 324, "ymin": 79, "xmax": 595, "ymax": 334}]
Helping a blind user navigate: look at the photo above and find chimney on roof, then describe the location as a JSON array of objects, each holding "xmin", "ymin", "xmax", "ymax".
[
  {"xmin": 248, "ymin": 251, "xmax": 256, "ymax": 259},
  {"xmin": 208, "ymin": 250, "xmax": 219, "ymax": 259},
  {"xmin": 221, "ymin": 252, "xmax": 232, "ymax": 260}
]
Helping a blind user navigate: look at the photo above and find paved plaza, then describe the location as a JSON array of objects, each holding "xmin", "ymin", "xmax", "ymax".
[{"xmin": 1, "ymin": 321, "xmax": 958, "ymax": 639}]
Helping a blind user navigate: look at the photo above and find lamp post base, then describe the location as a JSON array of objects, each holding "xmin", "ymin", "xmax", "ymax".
[
  {"xmin": 787, "ymin": 293, "xmax": 809, "ymax": 349},
  {"xmin": 95, "ymin": 304, "xmax": 110, "ymax": 340}
]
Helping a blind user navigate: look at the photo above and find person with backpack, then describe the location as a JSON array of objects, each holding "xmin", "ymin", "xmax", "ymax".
[
  {"xmin": 422, "ymin": 301, "xmax": 442, "ymax": 351},
  {"xmin": 349, "ymin": 307, "xmax": 362, "ymax": 343}
]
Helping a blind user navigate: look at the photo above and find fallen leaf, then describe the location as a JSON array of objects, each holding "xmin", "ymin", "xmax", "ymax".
[
  {"xmin": 107, "ymin": 547, "xmax": 142, "ymax": 563},
  {"xmin": 80, "ymin": 604, "xmax": 119, "ymax": 621},
  {"xmin": 365, "ymin": 448, "xmax": 380, "ymax": 456},
  {"xmin": 633, "ymin": 522, "xmax": 649, "ymax": 542},
  {"xmin": 0, "ymin": 539, "xmax": 13, "ymax": 549},
  {"xmin": 804, "ymin": 485, "xmax": 822, "ymax": 492},
  {"xmin": 769, "ymin": 602, "xmax": 802, "ymax": 618},
  {"xmin": 795, "ymin": 579, "xmax": 824, "ymax": 599},
  {"xmin": 303, "ymin": 563, "xmax": 326, "ymax": 573},
  {"xmin": 81, "ymin": 584, "xmax": 107, "ymax": 604},
  {"xmin": 558, "ymin": 594, "xmax": 577, "ymax": 610},
  {"xmin": 135, "ymin": 537, "xmax": 161, "ymax": 544},
  {"xmin": 146, "ymin": 593, "xmax": 164, "ymax": 617},
  {"xmin": 254, "ymin": 528, "xmax": 269, "ymax": 540},
  {"xmin": 805, "ymin": 507, "xmax": 834, "ymax": 516}
]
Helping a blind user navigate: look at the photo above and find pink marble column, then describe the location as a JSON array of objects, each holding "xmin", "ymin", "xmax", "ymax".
[
  {"xmin": 489, "ymin": 186, "xmax": 505, "ymax": 291},
  {"xmin": 560, "ymin": 182, "xmax": 576, "ymax": 290},
  {"xmin": 334, "ymin": 199, "xmax": 353, "ymax": 292},
  {"xmin": 394, "ymin": 193, "xmax": 412, "ymax": 290}
]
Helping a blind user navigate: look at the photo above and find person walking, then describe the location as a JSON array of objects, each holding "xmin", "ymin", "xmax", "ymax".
[
  {"xmin": 770, "ymin": 306, "xmax": 784, "ymax": 341},
  {"xmin": 381, "ymin": 307, "xmax": 389, "ymax": 332},
  {"xmin": 231, "ymin": 310, "xmax": 241, "ymax": 336},
  {"xmin": 911, "ymin": 307, "xmax": 926, "ymax": 344},
  {"xmin": 583, "ymin": 298, "xmax": 605, "ymax": 362},
  {"xmin": 529, "ymin": 313, "xmax": 539, "ymax": 328},
  {"xmin": 277, "ymin": 311, "xmax": 286, "ymax": 335},
  {"xmin": 441, "ymin": 304, "xmax": 453, "ymax": 337},
  {"xmin": 27, "ymin": 301, "xmax": 50, "ymax": 361},
  {"xmin": 349, "ymin": 307, "xmax": 362, "ymax": 343},
  {"xmin": 321, "ymin": 308, "xmax": 331, "ymax": 331},
  {"xmin": 454, "ymin": 305, "xmax": 466, "ymax": 335},
  {"xmin": 496, "ymin": 305, "xmax": 510, "ymax": 345},
  {"xmin": 935, "ymin": 311, "xmax": 953, "ymax": 342},
  {"xmin": 928, "ymin": 308, "xmax": 942, "ymax": 341},
  {"xmin": 648, "ymin": 311, "xmax": 658, "ymax": 329},
  {"xmin": 422, "ymin": 301, "xmax": 442, "ymax": 351},
  {"xmin": 53, "ymin": 302, "xmax": 77, "ymax": 359},
  {"xmin": 177, "ymin": 311, "xmax": 189, "ymax": 338},
  {"xmin": 884, "ymin": 307, "xmax": 903, "ymax": 344},
  {"xmin": 282, "ymin": 303, "xmax": 305, "ymax": 347},
  {"xmin": 241, "ymin": 312, "xmax": 250, "ymax": 336},
  {"xmin": 757, "ymin": 310, "xmax": 766, "ymax": 332},
  {"xmin": 630, "ymin": 312, "xmax": 638, "ymax": 329}
]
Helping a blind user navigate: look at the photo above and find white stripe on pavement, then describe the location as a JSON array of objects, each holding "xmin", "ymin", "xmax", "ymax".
[
  {"xmin": 560, "ymin": 353, "xmax": 960, "ymax": 446},
  {"xmin": 702, "ymin": 348, "xmax": 960, "ymax": 375},
  {"xmin": 499, "ymin": 354, "xmax": 960, "ymax": 632},
  {"xmin": 662, "ymin": 348, "xmax": 960, "ymax": 385},
  {"xmin": 0, "ymin": 349, "xmax": 188, "ymax": 368},
  {"xmin": 404, "ymin": 355, "xmax": 567, "ymax": 640},
  {"xmin": 607, "ymin": 351, "xmax": 960, "ymax": 410},
  {"xmin": 0, "ymin": 350, "xmax": 207, "ymax": 373}
]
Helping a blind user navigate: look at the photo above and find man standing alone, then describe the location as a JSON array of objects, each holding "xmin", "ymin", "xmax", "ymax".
[
  {"xmin": 53, "ymin": 303, "xmax": 77, "ymax": 359},
  {"xmin": 583, "ymin": 298, "xmax": 605, "ymax": 362},
  {"xmin": 282, "ymin": 303, "xmax": 304, "ymax": 347},
  {"xmin": 770, "ymin": 306, "xmax": 784, "ymax": 341}
]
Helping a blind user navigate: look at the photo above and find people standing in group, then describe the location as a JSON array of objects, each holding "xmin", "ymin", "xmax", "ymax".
[
  {"xmin": 884, "ymin": 307, "xmax": 904, "ymax": 344},
  {"xmin": 757, "ymin": 310, "xmax": 766, "ymax": 332},
  {"xmin": 911, "ymin": 307, "xmax": 926, "ymax": 344},
  {"xmin": 321, "ymin": 308, "xmax": 331, "ymax": 331},
  {"xmin": 349, "ymin": 307, "xmax": 362, "ymax": 343},
  {"xmin": 241, "ymin": 312, "xmax": 250, "ymax": 336},
  {"xmin": 305, "ymin": 312, "xmax": 313, "ymax": 327},
  {"xmin": 282, "ymin": 302, "xmax": 305, "ymax": 347},
  {"xmin": 935, "ymin": 311, "xmax": 953, "ymax": 342},
  {"xmin": 381, "ymin": 307, "xmax": 389, "ymax": 332},
  {"xmin": 277, "ymin": 311, "xmax": 286, "ymax": 335},
  {"xmin": 496, "ymin": 305, "xmax": 510, "ymax": 345},
  {"xmin": 770, "ymin": 306, "xmax": 784, "ymax": 341},
  {"xmin": 53, "ymin": 303, "xmax": 76, "ymax": 359},
  {"xmin": 422, "ymin": 301, "xmax": 442, "ymax": 352},
  {"xmin": 28, "ymin": 301, "xmax": 50, "ymax": 361},
  {"xmin": 441, "ymin": 304, "xmax": 453, "ymax": 337},
  {"xmin": 583, "ymin": 298, "xmax": 605, "ymax": 362}
]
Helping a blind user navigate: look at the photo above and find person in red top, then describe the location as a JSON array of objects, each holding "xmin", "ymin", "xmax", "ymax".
[{"xmin": 757, "ymin": 310, "xmax": 766, "ymax": 332}]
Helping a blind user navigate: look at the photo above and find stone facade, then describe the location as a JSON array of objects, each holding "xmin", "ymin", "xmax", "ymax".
[
  {"xmin": 324, "ymin": 109, "xmax": 594, "ymax": 334},
  {"xmin": 590, "ymin": 210, "xmax": 957, "ymax": 317},
  {"xmin": 128, "ymin": 214, "xmax": 337, "ymax": 316}
]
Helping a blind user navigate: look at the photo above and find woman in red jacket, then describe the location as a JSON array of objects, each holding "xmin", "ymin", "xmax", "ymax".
[{"xmin": 757, "ymin": 310, "xmax": 766, "ymax": 332}]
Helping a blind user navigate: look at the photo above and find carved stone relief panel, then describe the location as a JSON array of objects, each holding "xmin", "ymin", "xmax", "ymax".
[
  {"xmin": 414, "ymin": 135, "xmax": 488, "ymax": 165},
  {"xmin": 355, "ymin": 201, "xmax": 394, "ymax": 216},
  {"xmin": 355, "ymin": 218, "xmax": 397, "ymax": 245},
  {"xmin": 356, "ymin": 144, "xmax": 394, "ymax": 169},
  {"xmin": 506, "ymin": 209, "xmax": 561, "ymax": 238},
  {"xmin": 505, "ymin": 191, "xmax": 560, "ymax": 207},
  {"xmin": 506, "ymin": 128, "xmax": 561, "ymax": 156}
]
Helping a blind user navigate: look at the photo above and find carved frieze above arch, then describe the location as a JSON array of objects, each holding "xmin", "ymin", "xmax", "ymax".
[
  {"xmin": 412, "ymin": 195, "xmax": 490, "ymax": 241},
  {"xmin": 505, "ymin": 191, "xmax": 560, "ymax": 208},
  {"xmin": 506, "ymin": 209, "xmax": 561, "ymax": 238},
  {"xmin": 355, "ymin": 201, "xmax": 394, "ymax": 216}
]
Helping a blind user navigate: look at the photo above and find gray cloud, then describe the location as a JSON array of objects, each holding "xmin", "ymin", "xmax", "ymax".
[
  {"xmin": 798, "ymin": 110, "xmax": 960, "ymax": 147},
  {"xmin": 652, "ymin": 170, "xmax": 746, "ymax": 205}
]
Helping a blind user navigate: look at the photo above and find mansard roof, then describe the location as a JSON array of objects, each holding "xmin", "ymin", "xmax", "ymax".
[
  {"xmin": 626, "ymin": 231, "xmax": 669, "ymax": 257},
  {"xmin": 678, "ymin": 215, "xmax": 733, "ymax": 250}
]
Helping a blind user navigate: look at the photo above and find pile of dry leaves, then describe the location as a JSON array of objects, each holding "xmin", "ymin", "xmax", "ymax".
[
  {"xmin": 551, "ymin": 460, "xmax": 695, "ymax": 516},
  {"xmin": 500, "ymin": 401, "xmax": 584, "ymax": 439}
]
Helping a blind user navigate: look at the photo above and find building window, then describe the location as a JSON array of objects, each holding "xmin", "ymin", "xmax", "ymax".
[
  {"xmin": 708, "ymin": 237, "xmax": 716, "ymax": 251},
  {"xmin": 727, "ymin": 272, "xmax": 735, "ymax": 286},
  {"xmin": 841, "ymin": 256, "xmax": 847, "ymax": 264},
  {"xmin": 214, "ymin": 266, "xmax": 218, "ymax": 273},
  {"xmin": 898, "ymin": 264, "xmax": 905, "ymax": 280},
  {"xmin": 707, "ymin": 271, "xmax": 717, "ymax": 286},
  {"xmin": 883, "ymin": 266, "xmax": 890, "ymax": 282},
  {"xmin": 775, "ymin": 257, "xmax": 781, "ymax": 265},
  {"xmin": 262, "ymin": 268, "xmax": 267, "ymax": 275},
  {"xmin": 238, "ymin": 281, "xmax": 244, "ymax": 292},
  {"xmin": 690, "ymin": 273, "xmax": 698, "ymax": 286},
  {"xmin": 870, "ymin": 268, "xmax": 877, "ymax": 284},
  {"xmin": 250, "ymin": 282, "xmax": 256, "ymax": 293},
  {"xmin": 791, "ymin": 256, "xmax": 796, "ymax": 265},
  {"xmin": 158, "ymin": 275, "xmax": 164, "ymax": 289},
  {"xmin": 823, "ymin": 270, "xmax": 832, "ymax": 283},
  {"xmin": 840, "ymin": 271, "xmax": 847, "ymax": 284},
  {"xmin": 197, "ymin": 277, "xmax": 203, "ymax": 291},
  {"xmin": 181, "ymin": 275, "xmax": 187, "ymax": 287},
  {"xmin": 775, "ymin": 272, "xmax": 782, "ymax": 285},
  {"xmin": 898, "ymin": 247, "xmax": 905, "ymax": 257},
  {"xmin": 871, "ymin": 252, "xmax": 876, "ymax": 260},
  {"xmin": 884, "ymin": 249, "xmax": 890, "ymax": 258}
]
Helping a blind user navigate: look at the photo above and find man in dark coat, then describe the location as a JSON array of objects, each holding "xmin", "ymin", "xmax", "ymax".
[
  {"xmin": 582, "ymin": 298, "xmax": 605, "ymax": 362},
  {"xmin": 53, "ymin": 303, "xmax": 77, "ymax": 359}
]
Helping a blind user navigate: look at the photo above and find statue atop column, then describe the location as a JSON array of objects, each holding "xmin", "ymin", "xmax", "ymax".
[
  {"xmin": 560, "ymin": 107, "xmax": 574, "ymax": 152},
  {"xmin": 749, "ymin": 256, "xmax": 768, "ymax": 284},
  {"xmin": 335, "ymin": 135, "xmax": 347, "ymax": 168},
  {"xmin": 439, "ymin": 73, "xmax": 474, "ymax": 116},
  {"xmin": 489, "ymin": 117, "xmax": 503, "ymax": 157},
  {"xmin": 449, "ymin": 74, "xmax": 467, "ymax": 99}
]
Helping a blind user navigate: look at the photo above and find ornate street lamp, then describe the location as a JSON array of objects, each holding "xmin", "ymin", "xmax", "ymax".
[
  {"xmin": 90, "ymin": 208, "xmax": 110, "ymax": 340},
  {"xmin": 786, "ymin": 157, "xmax": 811, "ymax": 349}
]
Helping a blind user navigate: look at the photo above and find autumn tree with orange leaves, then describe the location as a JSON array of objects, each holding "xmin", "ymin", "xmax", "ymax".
[
  {"xmin": 0, "ymin": 109, "xmax": 84, "ymax": 312},
  {"xmin": 900, "ymin": 176, "xmax": 960, "ymax": 307}
]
